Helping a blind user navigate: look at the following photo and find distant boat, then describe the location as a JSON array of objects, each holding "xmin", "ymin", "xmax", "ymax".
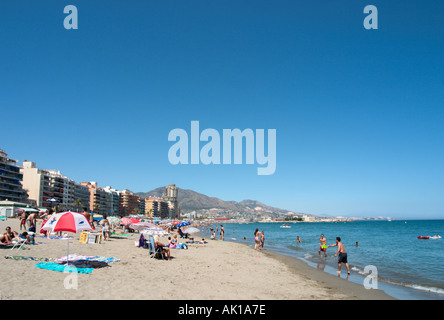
[
  {"xmin": 280, "ymin": 223, "xmax": 291, "ymax": 229},
  {"xmin": 417, "ymin": 235, "xmax": 441, "ymax": 240}
]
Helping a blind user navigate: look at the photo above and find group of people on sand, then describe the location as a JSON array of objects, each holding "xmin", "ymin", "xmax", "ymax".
[
  {"xmin": 18, "ymin": 210, "xmax": 38, "ymax": 232},
  {"xmin": 82, "ymin": 208, "xmax": 111, "ymax": 240},
  {"xmin": 253, "ymin": 228, "xmax": 265, "ymax": 250},
  {"xmin": 0, "ymin": 226, "xmax": 34, "ymax": 245}
]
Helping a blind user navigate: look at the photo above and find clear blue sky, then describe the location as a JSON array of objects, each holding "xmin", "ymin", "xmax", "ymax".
[{"xmin": 1, "ymin": 1, "xmax": 443, "ymax": 218}]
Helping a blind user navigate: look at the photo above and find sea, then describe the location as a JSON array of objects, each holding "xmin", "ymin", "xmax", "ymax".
[{"xmin": 202, "ymin": 220, "xmax": 444, "ymax": 300}]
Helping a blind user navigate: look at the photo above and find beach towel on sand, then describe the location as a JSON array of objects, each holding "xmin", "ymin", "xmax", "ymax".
[
  {"xmin": 4, "ymin": 255, "xmax": 52, "ymax": 262},
  {"xmin": 55, "ymin": 254, "xmax": 120, "ymax": 264},
  {"xmin": 60, "ymin": 260, "xmax": 109, "ymax": 269},
  {"xmin": 35, "ymin": 262, "xmax": 93, "ymax": 274}
]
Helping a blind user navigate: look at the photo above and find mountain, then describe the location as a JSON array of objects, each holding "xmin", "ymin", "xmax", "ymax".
[{"xmin": 135, "ymin": 187, "xmax": 301, "ymax": 217}]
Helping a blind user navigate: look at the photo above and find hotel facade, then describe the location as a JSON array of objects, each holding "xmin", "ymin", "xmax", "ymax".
[{"xmin": 0, "ymin": 149, "xmax": 28, "ymax": 203}]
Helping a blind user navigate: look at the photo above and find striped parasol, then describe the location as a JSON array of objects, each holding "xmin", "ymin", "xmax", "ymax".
[
  {"xmin": 130, "ymin": 222, "xmax": 156, "ymax": 231},
  {"xmin": 108, "ymin": 217, "xmax": 120, "ymax": 225},
  {"xmin": 142, "ymin": 228, "xmax": 168, "ymax": 236}
]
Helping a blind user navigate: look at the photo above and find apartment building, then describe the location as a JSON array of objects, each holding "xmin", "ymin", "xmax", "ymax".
[
  {"xmin": 0, "ymin": 149, "xmax": 28, "ymax": 203},
  {"xmin": 73, "ymin": 183, "xmax": 91, "ymax": 211},
  {"xmin": 79, "ymin": 182, "xmax": 110, "ymax": 215},
  {"xmin": 144, "ymin": 197, "xmax": 170, "ymax": 219},
  {"xmin": 103, "ymin": 186, "xmax": 120, "ymax": 216},
  {"xmin": 119, "ymin": 189, "xmax": 140, "ymax": 216},
  {"xmin": 21, "ymin": 160, "xmax": 89, "ymax": 211}
]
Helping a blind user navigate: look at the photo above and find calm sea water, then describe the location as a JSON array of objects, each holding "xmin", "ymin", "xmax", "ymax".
[{"xmin": 203, "ymin": 220, "xmax": 444, "ymax": 300}]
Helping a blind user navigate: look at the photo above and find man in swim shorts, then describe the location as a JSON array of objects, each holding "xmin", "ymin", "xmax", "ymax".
[
  {"xmin": 318, "ymin": 234, "xmax": 328, "ymax": 257},
  {"xmin": 328, "ymin": 236, "xmax": 350, "ymax": 275}
]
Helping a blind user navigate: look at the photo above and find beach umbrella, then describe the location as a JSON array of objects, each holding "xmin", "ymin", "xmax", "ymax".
[
  {"xmin": 108, "ymin": 217, "xmax": 120, "ymax": 225},
  {"xmin": 129, "ymin": 222, "xmax": 156, "ymax": 231},
  {"xmin": 184, "ymin": 227, "xmax": 200, "ymax": 234},
  {"xmin": 142, "ymin": 228, "xmax": 168, "ymax": 236},
  {"xmin": 120, "ymin": 218, "xmax": 132, "ymax": 225},
  {"xmin": 177, "ymin": 221, "xmax": 191, "ymax": 228},
  {"xmin": 42, "ymin": 211, "xmax": 93, "ymax": 233},
  {"xmin": 41, "ymin": 211, "xmax": 93, "ymax": 266},
  {"xmin": 130, "ymin": 217, "xmax": 140, "ymax": 224},
  {"xmin": 93, "ymin": 214, "xmax": 103, "ymax": 221}
]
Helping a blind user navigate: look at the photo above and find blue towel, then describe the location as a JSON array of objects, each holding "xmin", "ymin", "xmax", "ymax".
[{"xmin": 35, "ymin": 262, "xmax": 93, "ymax": 274}]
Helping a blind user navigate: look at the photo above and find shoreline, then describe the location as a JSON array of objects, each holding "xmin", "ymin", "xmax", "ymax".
[{"xmin": 227, "ymin": 238, "xmax": 395, "ymax": 300}]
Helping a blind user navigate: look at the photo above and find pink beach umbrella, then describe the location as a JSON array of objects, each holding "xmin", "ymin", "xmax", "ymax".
[
  {"xmin": 120, "ymin": 218, "xmax": 132, "ymax": 225},
  {"xmin": 130, "ymin": 222, "xmax": 156, "ymax": 231}
]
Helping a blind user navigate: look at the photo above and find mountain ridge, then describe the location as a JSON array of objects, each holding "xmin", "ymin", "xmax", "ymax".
[{"xmin": 135, "ymin": 187, "xmax": 303, "ymax": 216}]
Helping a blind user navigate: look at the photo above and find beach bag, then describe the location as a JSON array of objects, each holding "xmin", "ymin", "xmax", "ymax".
[{"xmin": 138, "ymin": 234, "xmax": 146, "ymax": 248}]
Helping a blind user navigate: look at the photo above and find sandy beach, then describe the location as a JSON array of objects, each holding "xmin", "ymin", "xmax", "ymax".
[{"xmin": 0, "ymin": 218, "xmax": 393, "ymax": 300}]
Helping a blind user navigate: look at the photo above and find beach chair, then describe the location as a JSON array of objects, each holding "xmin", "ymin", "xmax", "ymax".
[
  {"xmin": 178, "ymin": 228, "xmax": 188, "ymax": 239},
  {"xmin": 146, "ymin": 235, "xmax": 155, "ymax": 255},
  {"xmin": 148, "ymin": 235, "xmax": 165, "ymax": 260},
  {"xmin": 11, "ymin": 238, "xmax": 27, "ymax": 250}
]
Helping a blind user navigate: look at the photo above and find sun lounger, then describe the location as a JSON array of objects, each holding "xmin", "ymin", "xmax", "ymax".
[
  {"xmin": 178, "ymin": 229, "xmax": 189, "ymax": 239},
  {"xmin": 11, "ymin": 238, "xmax": 27, "ymax": 250}
]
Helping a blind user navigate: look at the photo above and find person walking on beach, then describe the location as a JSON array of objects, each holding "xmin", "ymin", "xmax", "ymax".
[
  {"xmin": 101, "ymin": 215, "xmax": 110, "ymax": 241},
  {"xmin": 319, "ymin": 234, "xmax": 328, "ymax": 257},
  {"xmin": 328, "ymin": 237, "xmax": 350, "ymax": 276}
]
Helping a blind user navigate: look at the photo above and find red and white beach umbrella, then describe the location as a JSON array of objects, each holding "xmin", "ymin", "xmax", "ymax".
[
  {"xmin": 41, "ymin": 211, "xmax": 93, "ymax": 266},
  {"xmin": 42, "ymin": 211, "xmax": 93, "ymax": 233}
]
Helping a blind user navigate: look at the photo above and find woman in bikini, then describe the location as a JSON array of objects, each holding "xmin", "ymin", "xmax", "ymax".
[{"xmin": 254, "ymin": 229, "xmax": 261, "ymax": 250}]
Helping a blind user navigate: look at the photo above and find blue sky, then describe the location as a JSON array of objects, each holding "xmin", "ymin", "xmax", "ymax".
[{"xmin": 1, "ymin": 1, "xmax": 443, "ymax": 218}]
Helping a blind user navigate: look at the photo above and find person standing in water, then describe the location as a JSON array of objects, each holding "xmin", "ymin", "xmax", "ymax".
[
  {"xmin": 328, "ymin": 237, "xmax": 350, "ymax": 276},
  {"xmin": 318, "ymin": 234, "xmax": 328, "ymax": 257},
  {"xmin": 220, "ymin": 225, "xmax": 225, "ymax": 241},
  {"xmin": 254, "ymin": 229, "xmax": 261, "ymax": 250},
  {"xmin": 260, "ymin": 231, "xmax": 265, "ymax": 249}
]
